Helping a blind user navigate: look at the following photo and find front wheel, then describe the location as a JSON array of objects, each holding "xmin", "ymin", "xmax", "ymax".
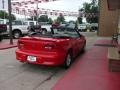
[
  {"xmin": 13, "ymin": 31, "xmax": 22, "ymax": 39},
  {"xmin": 63, "ymin": 52, "xmax": 73, "ymax": 68}
]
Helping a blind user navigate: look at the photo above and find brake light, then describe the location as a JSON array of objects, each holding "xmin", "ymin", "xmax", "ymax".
[
  {"xmin": 18, "ymin": 41, "xmax": 24, "ymax": 49},
  {"xmin": 44, "ymin": 44, "xmax": 57, "ymax": 50}
]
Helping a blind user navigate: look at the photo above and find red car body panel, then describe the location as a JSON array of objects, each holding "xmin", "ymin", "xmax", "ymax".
[{"xmin": 16, "ymin": 32, "xmax": 86, "ymax": 66}]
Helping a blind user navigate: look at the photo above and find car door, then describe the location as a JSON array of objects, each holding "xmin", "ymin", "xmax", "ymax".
[
  {"xmin": 76, "ymin": 35, "xmax": 85, "ymax": 50},
  {"xmin": 71, "ymin": 38, "xmax": 79, "ymax": 57},
  {"xmin": 67, "ymin": 28, "xmax": 81, "ymax": 56},
  {"xmin": 71, "ymin": 29, "xmax": 84, "ymax": 54}
]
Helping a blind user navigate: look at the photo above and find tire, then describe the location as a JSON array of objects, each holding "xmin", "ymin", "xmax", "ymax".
[
  {"xmin": 0, "ymin": 35, "xmax": 3, "ymax": 42},
  {"xmin": 63, "ymin": 52, "xmax": 73, "ymax": 68},
  {"xmin": 42, "ymin": 29, "xmax": 47, "ymax": 34},
  {"xmin": 13, "ymin": 30, "xmax": 22, "ymax": 39}
]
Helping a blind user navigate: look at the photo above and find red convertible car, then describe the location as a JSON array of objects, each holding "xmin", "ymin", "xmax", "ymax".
[{"xmin": 16, "ymin": 26, "xmax": 86, "ymax": 68}]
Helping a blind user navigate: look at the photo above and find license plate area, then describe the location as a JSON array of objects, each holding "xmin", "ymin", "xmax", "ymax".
[{"xmin": 27, "ymin": 56, "xmax": 36, "ymax": 62}]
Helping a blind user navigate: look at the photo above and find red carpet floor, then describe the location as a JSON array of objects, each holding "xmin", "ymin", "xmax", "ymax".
[{"xmin": 53, "ymin": 39, "xmax": 120, "ymax": 90}]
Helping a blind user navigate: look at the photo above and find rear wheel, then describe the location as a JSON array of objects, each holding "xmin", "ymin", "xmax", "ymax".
[
  {"xmin": 63, "ymin": 52, "xmax": 73, "ymax": 68},
  {"xmin": 42, "ymin": 28, "xmax": 47, "ymax": 34},
  {"xmin": 0, "ymin": 35, "xmax": 3, "ymax": 42},
  {"xmin": 13, "ymin": 30, "xmax": 22, "ymax": 39}
]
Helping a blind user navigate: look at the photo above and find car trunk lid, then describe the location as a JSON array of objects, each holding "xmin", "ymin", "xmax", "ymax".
[{"xmin": 18, "ymin": 36, "xmax": 61, "ymax": 52}]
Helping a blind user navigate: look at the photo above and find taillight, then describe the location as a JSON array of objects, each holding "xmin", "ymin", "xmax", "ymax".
[
  {"xmin": 18, "ymin": 40, "xmax": 24, "ymax": 49},
  {"xmin": 44, "ymin": 44, "xmax": 57, "ymax": 50}
]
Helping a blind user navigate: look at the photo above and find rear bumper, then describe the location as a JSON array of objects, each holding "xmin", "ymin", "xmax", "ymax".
[
  {"xmin": 0, "ymin": 31, "xmax": 8, "ymax": 35},
  {"xmin": 16, "ymin": 49, "xmax": 66, "ymax": 66}
]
